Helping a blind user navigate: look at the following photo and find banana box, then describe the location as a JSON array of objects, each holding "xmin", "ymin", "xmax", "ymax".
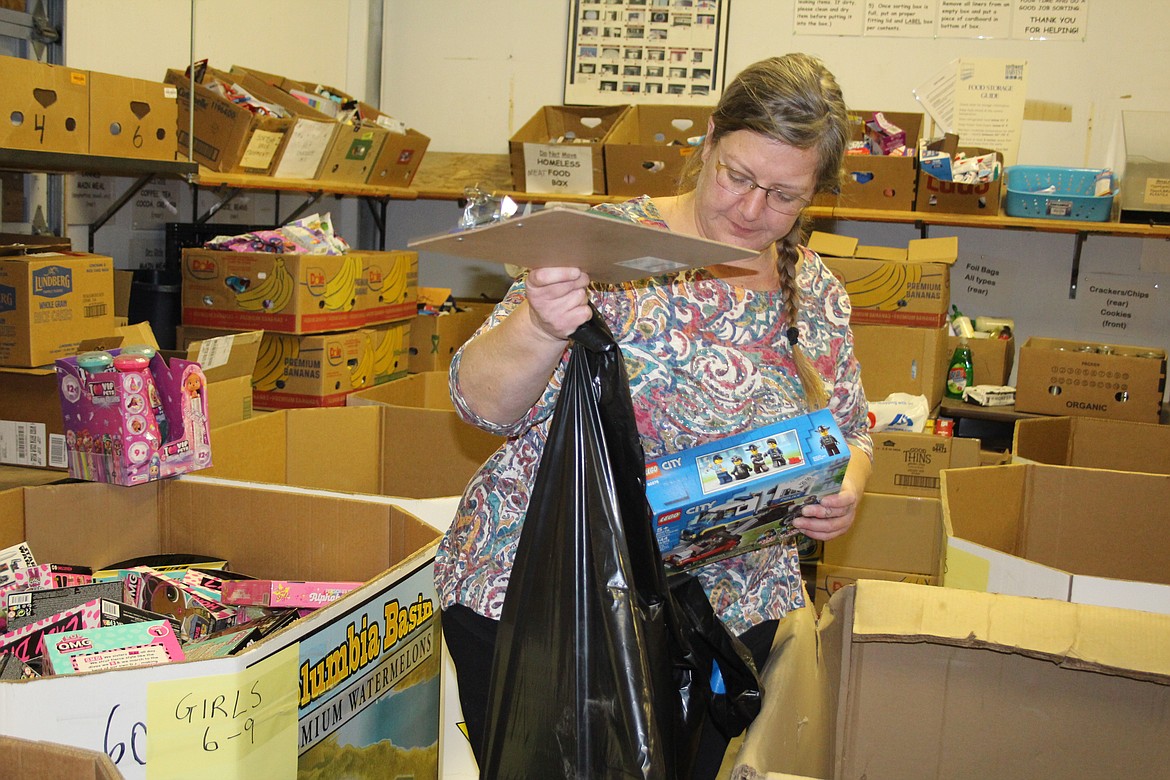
[
  {"xmin": 367, "ymin": 320, "xmax": 412, "ymax": 385},
  {"xmin": 251, "ymin": 329, "xmax": 377, "ymax": 409},
  {"xmin": 645, "ymin": 408, "xmax": 852, "ymax": 573},
  {"xmin": 809, "ymin": 231, "xmax": 957, "ymax": 328},
  {"xmin": 181, "ymin": 249, "xmax": 417, "ymax": 335}
]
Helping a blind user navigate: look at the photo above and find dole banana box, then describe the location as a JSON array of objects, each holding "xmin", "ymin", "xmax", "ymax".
[
  {"xmin": 0, "ymin": 251, "xmax": 115, "ymax": 367},
  {"xmin": 181, "ymin": 248, "xmax": 416, "ymax": 335},
  {"xmin": 251, "ymin": 329, "xmax": 377, "ymax": 409},
  {"xmin": 809, "ymin": 231, "xmax": 957, "ymax": 328},
  {"xmin": 646, "ymin": 408, "xmax": 851, "ymax": 573}
]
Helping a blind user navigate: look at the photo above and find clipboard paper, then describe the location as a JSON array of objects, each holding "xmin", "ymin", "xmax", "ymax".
[{"xmin": 407, "ymin": 207, "xmax": 757, "ymax": 283}]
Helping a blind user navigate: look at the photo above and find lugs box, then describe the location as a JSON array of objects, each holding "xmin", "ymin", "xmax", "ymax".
[
  {"xmin": 809, "ymin": 231, "xmax": 956, "ymax": 328},
  {"xmin": 88, "ymin": 71, "xmax": 178, "ymax": 161},
  {"xmin": 180, "ymin": 248, "xmax": 417, "ymax": 334},
  {"xmin": 916, "ymin": 135, "xmax": 1003, "ymax": 216},
  {"xmin": 0, "ymin": 479, "xmax": 443, "ymax": 780},
  {"xmin": 509, "ymin": 104, "xmax": 629, "ymax": 195},
  {"xmin": 822, "ymin": 109, "xmax": 923, "ymax": 211},
  {"xmin": 0, "ymin": 251, "xmax": 115, "ymax": 368},
  {"xmin": 164, "ymin": 68, "xmax": 292, "ymax": 175},
  {"xmin": 603, "ymin": 104, "xmax": 709, "ymax": 197},
  {"xmin": 0, "ymin": 55, "xmax": 89, "ymax": 155},
  {"xmin": 1014, "ymin": 336, "xmax": 1166, "ymax": 423},
  {"xmin": 732, "ymin": 581, "xmax": 1170, "ymax": 780}
]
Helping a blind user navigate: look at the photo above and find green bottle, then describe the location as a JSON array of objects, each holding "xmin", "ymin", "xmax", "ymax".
[{"xmin": 946, "ymin": 337, "xmax": 974, "ymax": 400}]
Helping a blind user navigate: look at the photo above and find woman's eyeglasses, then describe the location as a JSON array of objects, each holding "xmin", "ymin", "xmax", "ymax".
[{"xmin": 714, "ymin": 162, "xmax": 810, "ymax": 215}]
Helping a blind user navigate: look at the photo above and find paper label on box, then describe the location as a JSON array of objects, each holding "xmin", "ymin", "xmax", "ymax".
[
  {"xmin": 273, "ymin": 122, "xmax": 333, "ymax": 179},
  {"xmin": 523, "ymin": 143, "xmax": 594, "ymax": 195},
  {"xmin": 0, "ymin": 420, "xmax": 47, "ymax": 467},
  {"xmin": 240, "ymin": 129, "xmax": 285, "ymax": 170},
  {"xmin": 196, "ymin": 334, "xmax": 235, "ymax": 372},
  {"xmin": 1144, "ymin": 177, "xmax": 1170, "ymax": 206}
]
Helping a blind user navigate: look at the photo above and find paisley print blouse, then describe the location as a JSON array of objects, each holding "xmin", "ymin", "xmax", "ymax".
[{"xmin": 435, "ymin": 197, "xmax": 871, "ymax": 634}]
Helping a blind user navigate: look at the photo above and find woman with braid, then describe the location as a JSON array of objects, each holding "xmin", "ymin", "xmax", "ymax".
[{"xmin": 438, "ymin": 53, "xmax": 872, "ymax": 778}]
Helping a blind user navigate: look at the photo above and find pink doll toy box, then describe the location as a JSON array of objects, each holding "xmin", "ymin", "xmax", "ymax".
[{"xmin": 55, "ymin": 346, "xmax": 213, "ymax": 486}]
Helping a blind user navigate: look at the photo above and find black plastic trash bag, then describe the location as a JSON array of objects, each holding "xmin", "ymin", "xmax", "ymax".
[{"xmin": 480, "ymin": 311, "xmax": 762, "ymax": 779}]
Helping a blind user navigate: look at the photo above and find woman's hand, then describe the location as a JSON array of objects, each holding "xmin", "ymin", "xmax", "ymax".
[
  {"xmin": 792, "ymin": 446, "xmax": 870, "ymax": 541},
  {"xmin": 523, "ymin": 266, "xmax": 593, "ymax": 342}
]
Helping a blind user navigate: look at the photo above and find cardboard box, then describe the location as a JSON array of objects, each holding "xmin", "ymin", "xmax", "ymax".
[
  {"xmin": 180, "ymin": 248, "xmax": 416, "ymax": 334},
  {"xmin": 0, "ymin": 478, "xmax": 442, "ymax": 780},
  {"xmin": 1012, "ymin": 415, "xmax": 1170, "ymax": 474},
  {"xmin": 941, "ymin": 463, "xmax": 1170, "ymax": 614},
  {"xmin": 810, "ymin": 562, "xmax": 938, "ymax": 614},
  {"xmin": 822, "ymin": 492, "xmax": 944, "ymax": 577},
  {"xmin": 916, "ymin": 137, "xmax": 1003, "ymax": 215},
  {"xmin": 810, "ymin": 231, "xmax": 956, "ymax": 328},
  {"xmin": 249, "ymin": 329, "xmax": 375, "ymax": 409},
  {"xmin": 732, "ymin": 581, "xmax": 1170, "ymax": 780},
  {"xmin": 831, "ymin": 109, "xmax": 923, "ymax": 211},
  {"xmin": 297, "ymin": 82, "xmax": 430, "ymax": 188},
  {"xmin": 88, "ymin": 71, "xmax": 178, "ymax": 161},
  {"xmin": 852, "ymin": 324, "xmax": 950, "ymax": 408},
  {"xmin": 603, "ymin": 104, "xmax": 710, "ymax": 197},
  {"xmin": 1014, "ymin": 336, "xmax": 1166, "ymax": 423},
  {"xmin": 221, "ymin": 66, "xmax": 340, "ymax": 181},
  {"xmin": 868, "ymin": 431, "xmax": 981, "ymax": 497},
  {"xmin": 0, "ymin": 251, "xmax": 115, "ymax": 367},
  {"xmin": 509, "ymin": 104, "xmax": 629, "ymax": 194},
  {"xmin": 946, "ymin": 333, "xmax": 1014, "ymax": 386},
  {"xmin": 0, "ymin": 735, "xmax": 121, "ymax": 779},
  {"xmin": 408, "ymin": 302, "xmax": 494, "ymax": 374},
  {"xmin": 646, "ymin": 409, "xmax": 851, "ymax": 572},
  {"xmin": 0, "ymin": 322, "xmax": 157, "ymax": 469},
  {"xmin": 0, "ymin": 55, "xmax": 89, "ymax": 154},
  {"xmin": 163, "ymin": 68, "xmax": 292, "ymax": 174},
  {"xmin": 204, "ymin": 403, "xmax": 502, "ymax": 499},
  {"xmin": 168, "ymin": 329, "xmax": 262, "ymax": 429},
  {"xmin": 367, "ymin": 319, "xmax": 411, "ymax": 384}
]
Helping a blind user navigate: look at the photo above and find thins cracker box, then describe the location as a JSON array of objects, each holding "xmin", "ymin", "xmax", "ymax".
[{"xmin": 646, "ymin": 408, "xmax": 851, "ymax": 572}]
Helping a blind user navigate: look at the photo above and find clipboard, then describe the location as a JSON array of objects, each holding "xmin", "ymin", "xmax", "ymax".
[{"xmin": 407, "ymin": 207, "xmax": 757, "ymax": 283}]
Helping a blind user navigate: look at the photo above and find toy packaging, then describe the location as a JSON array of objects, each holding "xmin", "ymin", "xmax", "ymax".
[
  {"xmin": 55, "ymin": 347, "xmax": 213, "ymax": 486},
  {"xmin": 123, "ymin": 567, "xmax": 236, "ymax": 642},
  {"xmin": 645, "ymin": 408, "xmax": 852, "ymax": 572},
  {"xmin": 0, "ymin": 542, "xmax": 36, "ymax": 589},
  {"xmin": 42, "ymin": 619, "xmax": 185, "ymax": 675},
  {"xmin": 0, "ymin": 599, "xmax": 104, "ymax": 662},
  {"xmin": 5, "ymin": 580, "xmax": 123, "ymax": 633},
  {"xmin": 10, "ymin": 563, "xmax": 93, "ymax": 591},
  {"xmin": 221, "ymin": 579, "xmax": 364, "ymax": 609},
  {"xmin": 98, "ymin": 598, "xmax": 182, "ymax": 634}
]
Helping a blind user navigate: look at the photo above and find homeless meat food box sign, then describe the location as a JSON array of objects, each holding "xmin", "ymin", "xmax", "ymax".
[{"xmin": 55, "ymin": 348, "xmax": 212, "ymax": 485}]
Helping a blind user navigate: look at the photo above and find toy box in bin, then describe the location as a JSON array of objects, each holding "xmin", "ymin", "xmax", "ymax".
[
  {"xmin": 647, "ymin": 408, "xmax": 851, "ymax": 572},
  {"xmin": 54, "ymin": 348, "xmax": 212, "ymax": 485}
]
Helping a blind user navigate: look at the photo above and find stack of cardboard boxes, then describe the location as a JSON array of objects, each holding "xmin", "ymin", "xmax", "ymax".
[
  {"xmin": 178, "ymin": 246, "xmax": 417, "ymax": 409},
  {"xmin": 164, "ymin": 63, "xmax": 429, "ymax": 187}
]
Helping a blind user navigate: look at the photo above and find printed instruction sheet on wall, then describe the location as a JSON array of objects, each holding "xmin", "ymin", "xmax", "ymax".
[
  {"xmin": 794, "ymin": 0, "xmax": 1086, "ymax": 41},
  {"xmin": 564, "ymin": 0, "xmax": 730, "ymax": 106}
]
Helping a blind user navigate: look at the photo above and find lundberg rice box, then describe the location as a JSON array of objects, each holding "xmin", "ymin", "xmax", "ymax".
[{"xmin": 646, "ymin": 407, "xmax": 851, "ymax": 572}]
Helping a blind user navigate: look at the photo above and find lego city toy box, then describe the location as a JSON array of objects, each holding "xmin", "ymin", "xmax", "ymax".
[
  {"xmin": 54, "ymin": 347, "xmax": 212, "ymax": 486},
  {"xmin": 646, "ymin": 408, "xmax": 851, "ymax": 572}
]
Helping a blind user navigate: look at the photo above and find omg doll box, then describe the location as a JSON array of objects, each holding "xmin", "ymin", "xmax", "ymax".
[
  {"xmin": 645, "ymin": 408, "xmax": 851, "ymax": 572},
  {"xmin": 55, "ymin": 347, "xmax": 212, "ymax": 486}
]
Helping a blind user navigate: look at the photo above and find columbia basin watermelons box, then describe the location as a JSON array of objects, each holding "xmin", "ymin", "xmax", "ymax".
[{"xmin": 646, "ymin": 408, "xmax": 851, "ymax": 572}]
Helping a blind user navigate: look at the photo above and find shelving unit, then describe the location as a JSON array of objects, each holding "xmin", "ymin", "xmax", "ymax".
[{"xmin": 0, "ymin": 148, "xmax": 197, "ymax": 251}]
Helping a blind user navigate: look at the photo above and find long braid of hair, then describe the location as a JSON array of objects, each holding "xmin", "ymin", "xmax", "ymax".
[{"xmin": 775, "ymin": 216, "xmax": 829, "ymax": 411}]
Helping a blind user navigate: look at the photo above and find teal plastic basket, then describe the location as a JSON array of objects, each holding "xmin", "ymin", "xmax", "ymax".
[{"xmin": 1004, "ymin": 166, "xmax": 1115, "ymax": 221}]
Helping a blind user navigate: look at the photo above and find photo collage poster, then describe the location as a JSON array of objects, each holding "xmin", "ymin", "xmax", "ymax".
[{"xmin": 564, "ymin": 0, "xmax": 730, "ymax": 106}]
